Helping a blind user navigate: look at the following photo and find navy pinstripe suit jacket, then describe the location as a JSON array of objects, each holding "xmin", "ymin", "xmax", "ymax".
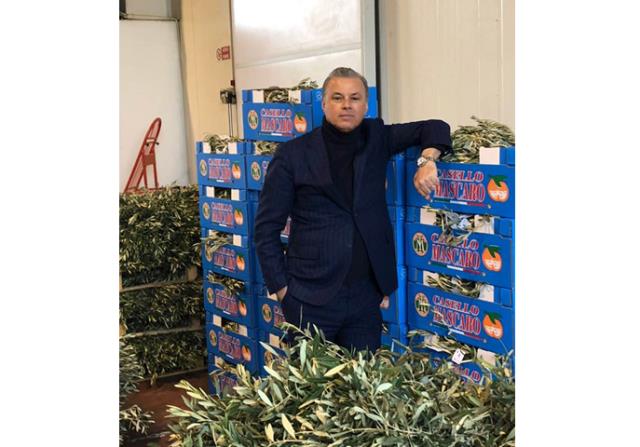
[{"xmin": 254, "ymin": 118, "xmax": 451, "ymax": 306}]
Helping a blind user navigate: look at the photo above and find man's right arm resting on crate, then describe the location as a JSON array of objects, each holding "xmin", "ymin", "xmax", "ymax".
[{"xmin": 254, "ymin": 142, "xmax": 294, "ymax": 301}]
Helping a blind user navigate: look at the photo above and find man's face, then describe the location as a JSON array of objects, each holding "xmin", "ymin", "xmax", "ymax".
[{"xmin": 321, "ymin": 77, "xmax": 368, "ymax": 132}]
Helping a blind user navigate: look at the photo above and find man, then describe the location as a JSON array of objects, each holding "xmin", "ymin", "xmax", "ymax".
[{"xmin": 254, "ymin": 67, "xmax": 451, "ymax": 353}]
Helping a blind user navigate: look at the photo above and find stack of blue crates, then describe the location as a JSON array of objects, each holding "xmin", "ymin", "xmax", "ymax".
[
  {"xmin": 196, "ymin": 138, "xmax": 263, "ymax": 394},
  {"xmin": 381, "ymin": 153, "xmax": 409, "ymax": 352},
  {"xmin": 403, "ymin": 145, "xmax": 516, "ymax": 383}
]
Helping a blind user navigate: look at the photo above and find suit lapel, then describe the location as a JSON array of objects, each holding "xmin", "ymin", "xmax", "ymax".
[{"xmin": 305, "ymin": 130, "xmax": 350, "ymax": 211}]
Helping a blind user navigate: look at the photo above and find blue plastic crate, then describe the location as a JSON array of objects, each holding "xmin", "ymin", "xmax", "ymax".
[
  {"xmin": 259, "ymin": 328, "xmax": 290, "ymax": 353},
  {"xmin": 258, "ymin": 333, "xmax": 288, "ymax": 378},
  {"xmin": 203, "ymin": 280, "xmax": 258, "ymax": 328},
  {"xmin": 196, "ymin": 151, "xmax": 248, "ymax": 188},
  {"xmin": 246, "ymin": 154, "xmax": 273, "ymax": 191},
  {"xmin": 413, "ymin": 348, "xmax": 492, "ymax": 385},
  {"xmin": 405, "ymin": 222, "xmax": 514, "ymax": 288},
  {"xmin": 201, "ymin": 229, "xmax": 254, "ymax": 282},
  {"xmin": 242, "ymin": 87, "xmax": 378, "ymax": 142},
  {"xmin": 406, "ymin": 282, "xmax": 514, "ymax": 355},
  {"xmin": 205, "ymin": 322, "xmax": 259, "ymax": 374},
  {"xmin": 405, "ymin": 158, "xmax": 515, "ymax": 218},
  {"xmin": 196, "ymin": 140, "xmax": 250, "ymax": 155},
  {"xmin": 407, "ymin": 267, "xmax": 513, "ymax": 307},
  {"xmin": 387, "ymin": 205, "xmax": 406, "ymax": 264},
  {"xmin": 405, "ymin": 206, "xmax": 513, "ymax": 238},
  {"xmin": 381, "ymin": 323, "xmax": 407, "ymax": 353},
  {"xmin": 385, "ymin": 154, "xmax": 406, "ymax": 206},
  {"xmin": 199, "ymin": 196, "xmax": 255, "ymax": 236},
  {"xmin": 405, "ymin": 146, "xmax": 515, "ymax": 166},
  {"xmin": 207, "ymin": 354, "xmax": 241, "ymax": 396},
  {"xmin": 199, "ymin": 184, "xmax": 260, "ymax": 202},
  {"xmin": 257, "ymin": 295, "xmax": 286, "ymax": 336}
]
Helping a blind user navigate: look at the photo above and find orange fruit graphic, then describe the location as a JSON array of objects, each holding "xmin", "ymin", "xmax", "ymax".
[
  {"xmin": 242, "ymin": 345, "xmax": 252, "ymax": 362},
  {"xmin": 238, "ymin": 299, "xmax": 247, "ymax": 317},
  {"xmin": 236, "ymin": 255, "xmax": 246, "ymax": 271},
  {"xmin": 294, "ymin": 112, "xmax": 307, "ymax": 133},
  {"xmin": 487, "ymin": 176, "xmax": 509, "ymax": 202},
  {"xmin": 206, "ymin": 287, "xmax": 214, "ymax": 304},
  {"xmin": 483, "ymin": 313, "xmax": 504, "ymax": 339},
  {"xmin": 231, "ymin": 163, "xmax": 242, "ymax": 179},
  {"xmin": 482, "ymin": 246, "xmax": 503, "ymax": 272},
  {"xmin": 234, "ymin": 209, "xmax": 244, "ymax": 226}
]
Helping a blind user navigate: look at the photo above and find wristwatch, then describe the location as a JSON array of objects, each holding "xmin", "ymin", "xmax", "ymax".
[{"xmin": 416, "ymin": 155, "xmax": 437, "ymax": 168}]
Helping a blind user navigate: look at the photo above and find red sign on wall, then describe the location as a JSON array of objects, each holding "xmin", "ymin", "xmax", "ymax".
[{"xmin": 216, "ymin": 46, "xmax": 231, "ymax": 61}]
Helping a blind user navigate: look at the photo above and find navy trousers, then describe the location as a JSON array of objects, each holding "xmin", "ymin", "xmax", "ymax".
[{"xmin": 280, "ymin": 277, "xmax": 383, "ymax": 353}]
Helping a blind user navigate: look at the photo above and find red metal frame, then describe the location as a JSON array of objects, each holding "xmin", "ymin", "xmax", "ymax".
[{"xmin": 124, "ymin": 117, "xmax": 162, "ymax": 193}]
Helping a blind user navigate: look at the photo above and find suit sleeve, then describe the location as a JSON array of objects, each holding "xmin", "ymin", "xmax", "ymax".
[
  {"xmin": 386, "ymin": 119, "xmax": 452, "ymax": 158},
  {"xmin": 253, "ymin": 143, "xmax": 295, "ymax": 295}
]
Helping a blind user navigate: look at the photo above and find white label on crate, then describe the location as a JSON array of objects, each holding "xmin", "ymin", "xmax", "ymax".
[
  {"xmin": 253, "ymin": 90, "xmax": 264, "ymax": 104},
  {"xmin": 420, "ymin": 208, "xmax": 438, "ymax": 225},
  {"xmin": 477, "ymin": 349, "xmax": 497, "ymax": 366},
  {"xmin": 228, "ymin": 141, "xmax": 238, "ymax": 154},
  {"xmin": 238, "ymin": 325, "xmax": 248, "ymax": 337},
  {"xmin": 233, "ymin": 235, "xmax": 242, "ymax": 247},
  {"xmin": 479, "ymin": 147, "xmax": 502, "ymax": 165},
  {"xmin": 231, "ymin": 189, "xmax": 240, "ymax": 201},
  {"xmin": 203, "ymin": 141, "xmax": 212, "ymax": 154},
  {"xmin": 452, "ymin": 349, "xmax": 465, "ymax": 365},
  {"xmin": 213, "ymin": 314, "xmax": 222, "ymax": 326},
  {"xmin": 422, "ymin": 270, "xmax": 440, "ymax": 286},
  {"xmin": 478, "ymin": 284, "xmax": 495, "ymax": 302},
  {"xmin": 474, "ymin": 215, "xmax": 495, "ymax": 234},
  {"xmin": 288, "ymin": 90, "xmax": 302, "ymax": 104},
  {"xmin": 205, "ymin": 186, "xmax": 215, "ymax": 197},
  {"xmin": 269, "ymin": 333, "xmax": 280, "ymax": 347}
]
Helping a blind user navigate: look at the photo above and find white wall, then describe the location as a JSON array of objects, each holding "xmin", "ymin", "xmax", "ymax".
[
  {"xmin": 119, "ymin": 20, "xmax": 189, "ymax": 190},
  {"xmin": 379, "ymin": 0, "xmax": 515, "ymax": 131},
  {"xmin": 231, "ymin": 0, "xmax": 377, "ymax": 138},
  {"xmin": 125, "ymin": 0, "xmax": 173, "ymax": 17}
]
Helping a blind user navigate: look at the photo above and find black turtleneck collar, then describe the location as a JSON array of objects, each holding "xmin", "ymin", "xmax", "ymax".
[{"xmin": 321, "ymin": 116, "xmax": 365, "ymax": 147}]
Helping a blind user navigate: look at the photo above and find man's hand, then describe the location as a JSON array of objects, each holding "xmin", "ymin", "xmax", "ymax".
[
  {"xmin": 276, "ymin": 285, "xmax": 288, "ymax": 302},
  {"xmin": 413, "ymin": 147, "xmax": 441, "ymax": 200}
]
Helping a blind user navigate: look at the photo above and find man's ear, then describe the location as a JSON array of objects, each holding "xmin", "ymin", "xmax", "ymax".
[{"xmin": 321, "ymin": 97, "xmax": 327, "ymax": 114}]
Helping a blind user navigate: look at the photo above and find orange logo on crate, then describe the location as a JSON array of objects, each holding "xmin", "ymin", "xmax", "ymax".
[
  {"xmin": 414, "ymin": 292, "xmax": 430, "ymax": 317},
  {"xmin": 204, "ymin": 244, "xmax": 215, "ymax": 262},
  {"xmin": 231, "ymin": 163, "xmax": 242, "ymax": 180},
  {"xmin": 247, "ymin": 110, "xmax": 259, "ymax": 130},
  {"xmin": 250, "ymin": 161, "xmax": 261, "ymax": 181},
  {"xmin": 483, "ymin": 313, "xmax": 504, "ymax": 339},
  {"xmin": 206, "ymin": 287, "xmax": 214, "ymax": 304},
  {"xmin": 233, "ymin": 209, "xmax": 244, "ymax": 226},
  {"xmin": 487, "ymin": 176, "xmax": 510, "ymax": 202},
  {"xmin": 237, "ymin": 299, "xmax": 247, "ymax": 317},
  {"xmin": 202, "ymin": 202, "xmax": 211, "ymax": 220},
  {"xmin": 481, "ymin": 246, "xmax": 503, "ymax": 272},
  {"xmin": 262, "ymin": 303, "xmax": 273, "ymax": 323},
  {"xmin": 199, "ymin": 159, "xmax": 207, "ymax": 176},
  {"xmin": 412, "ymin": 232, "xmax": 428, "ymax": 256},
  {"xmin": 294, "ymin": 112, "xmax": 308, "ymax": 133},
  {"xmin": 241, "ymin": 345, "xmax": 252, "ymax": 362},
  {"xmin": 236, "ymin": 254, "xmax": 246, "ymax": 271}
]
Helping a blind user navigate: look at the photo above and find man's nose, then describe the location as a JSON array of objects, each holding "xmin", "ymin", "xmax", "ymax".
[{"xmin": 342, "ymin": 99, "xmax": 352, "ymax": 109}]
